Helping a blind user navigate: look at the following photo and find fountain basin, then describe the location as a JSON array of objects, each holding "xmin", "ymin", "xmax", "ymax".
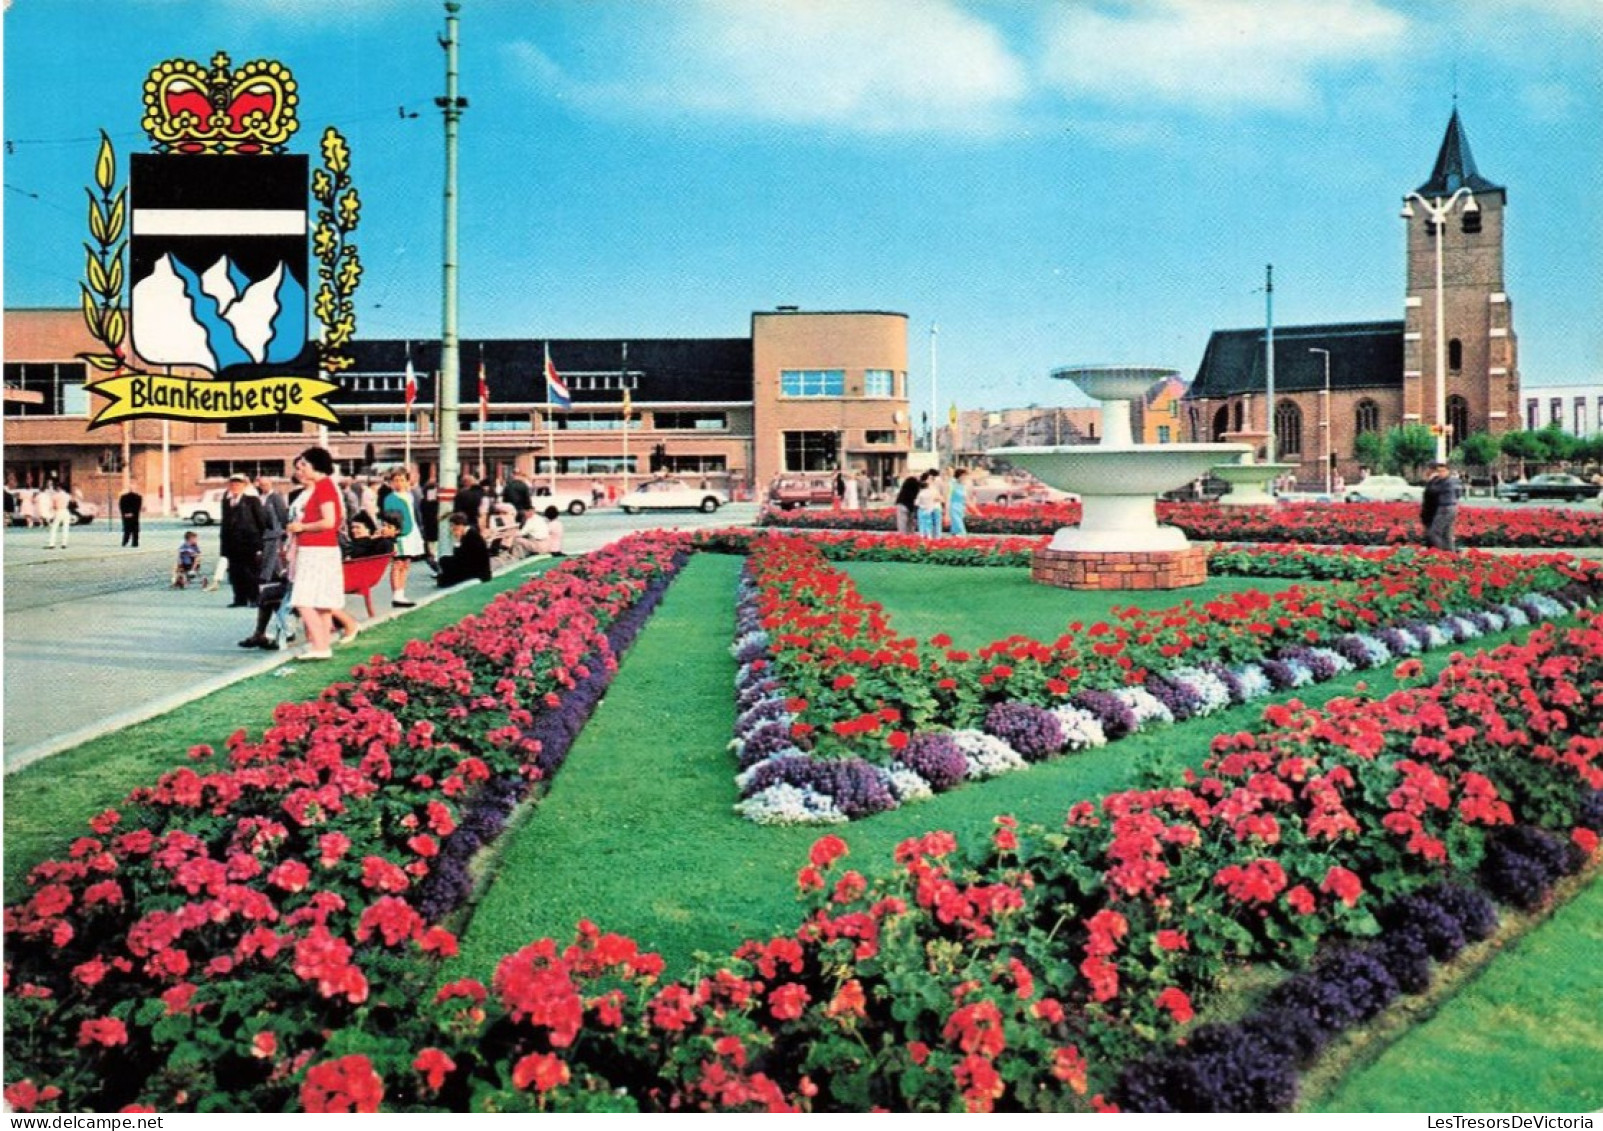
[{"xmin": 995, "ymin": 443, "xmax": 1249, "ymax": 552}]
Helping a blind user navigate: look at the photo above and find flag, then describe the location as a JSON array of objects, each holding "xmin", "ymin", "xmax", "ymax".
[
  {"xmin": 949, "ymin": 402, "xmax": 959, "ymax": 426},
  {"xmin": 621, "ymin": 384, "xmax": 632, "ymax": 418},
  {"xmin": 404, "ymin": 351, "xmax": 417, "ymax": 409},
  {"xmin": 545, "ymin": 347, "xmax": 571, "ymax": 409},
  {"xmin": 477, "ymin": 356, "xmax": 489, "ymax": 423}
]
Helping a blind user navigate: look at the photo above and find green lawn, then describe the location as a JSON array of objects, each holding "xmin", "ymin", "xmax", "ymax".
[
  {"xmin": 2, "ymin": 561, "xmax": 559, "ymax": 901},
  {"xmin": 451, "ymin": 553, "xmax": 1561, "ymax": 977},
  {"xmin": 839, "ymin": 560, "xmax": 1298, "ymax": 648},
  {"xmin": 1310, "ymin": 870, "xmax": 1603, "ymax": 1112}
]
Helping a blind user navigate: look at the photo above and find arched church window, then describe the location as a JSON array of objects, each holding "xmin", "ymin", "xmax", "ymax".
[
  {"xmin": 1449, "ymin": 338, "xmax": 1463, "ymax": 371},
  {"xmin": 1355, "ymin": 399, "xmax": 1381, "ymax": 435},
  {"xmin": 1212, "ymin": 405, "xmax": 1231, "ymax": 442},
  {"xmin": 1275, "ymin": 401, "xmax": 1303, "ymax": 458}
]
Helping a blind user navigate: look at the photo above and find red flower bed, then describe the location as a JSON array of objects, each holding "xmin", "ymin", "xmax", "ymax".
[
  {"xmin": 3, "ymin": 535, "xmax": 690, "ymax": 1112},
  {"xmin": 760, "ymin": 499, "xmax": 1603, "ymax": 548},
  {"xmin": 7, "ymin": 535, "xmax": 1602, "ymax": 1112}
]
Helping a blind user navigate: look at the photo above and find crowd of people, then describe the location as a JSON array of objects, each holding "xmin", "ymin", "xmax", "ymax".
[{"xmin": 155, "ymin": 452, "xmax": 571, "ymax": 661}]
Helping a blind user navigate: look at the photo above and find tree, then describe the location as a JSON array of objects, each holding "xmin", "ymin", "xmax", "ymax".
[
  {"xmin": 1538, "ymin": 423, "xmax": 1582, "ymax": 464},
  {"xmin": 1354, "ymin": 430, "xmax": 1389, "ymax": 476},
  {"xmin": 1389, "ymin": 425, "xmax": 1438, "ymax": 478},
  {"xmin": 1458, "ymin": 431, "xmax": 1501, "ymax": 473},
  {"xmin": 1498, "ymin": 429, "xmax": 1550, "ymax": 477}
]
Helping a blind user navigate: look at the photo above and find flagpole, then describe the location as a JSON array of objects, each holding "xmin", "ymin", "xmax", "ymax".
[
  {"xmin": 620, "ymin": 342, "xmax": 630, "ymax": 497},
  {"xmin": 477, "ymin": 343, "xmax": 486, "ymax": 481},
  {"xmin": 545, "ymin": 341, "xmax": 558, "ymax": 494},
  {"xmin": 403, "ymin": 341, "xmax": 413, "ymax": 474}
]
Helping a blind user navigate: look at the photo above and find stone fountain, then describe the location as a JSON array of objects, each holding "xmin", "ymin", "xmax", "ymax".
[
  {"xmin": 1212, "ymin": 429, "xmax": 1298, "ymax": 507},
  {"xmin": 993, "ymin": 365, "xmax": 1250, "ymax": 590}
]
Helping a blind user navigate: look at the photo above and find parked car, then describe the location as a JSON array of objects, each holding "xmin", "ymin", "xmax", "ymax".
[
  {"xmin": 530, "ymin": 488, "xmax": 590, "ymax": 516},
  {"xmin": 1494, "ymin": 473, "xmax": 1603, "ymax": 503},
  {"xmin": 967, "ymin": 476, "xmax": 1076, "ymax": 507},
  {"xmin": 617, "ymin": 477, "xmax": 728, "ymax": 514},
  {"xmin": 767, "ymin": 475, "xmax": 837, "ymax": 511},
  {"xmin": 1344, "ymin": 475, "xmax": 1423, "ymax": 503},
  {"xmin": 1160, "ymin": 475, "xmax": 1231, "ymax": 502},
  {"xmin": 183, "ymin": 488, "xmax": 227, "ymax": 525}
]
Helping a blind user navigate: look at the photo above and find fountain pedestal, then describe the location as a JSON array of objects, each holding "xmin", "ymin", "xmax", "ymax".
[{"xmin": 994, "ymin": 366, "xmax": 1249, "ymax": 591}]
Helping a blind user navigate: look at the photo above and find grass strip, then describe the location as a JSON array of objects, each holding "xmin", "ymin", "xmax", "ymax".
[
  {"xmin": 839, "ymin": 559, "xmax": 1298, "ymax": 649},
  {"xmin": 2, "ymin": 561, "xmax": 558, "ymax": 900},
  {"xmin": 1308, "ymin": 864, "xmax": 1603, "ymax": 1113},
  {"xmin": 453, "ymin": 554, "xmax": 1571, "ymax": 978}
]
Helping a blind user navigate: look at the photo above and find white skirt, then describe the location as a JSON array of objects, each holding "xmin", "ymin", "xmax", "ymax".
[{"xmin": 291, "ymin": 545, "xmax": 345, "ymax": 610}]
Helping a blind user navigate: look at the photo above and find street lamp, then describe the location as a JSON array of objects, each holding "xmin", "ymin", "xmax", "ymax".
[
  {"xmin": 1401, "ymin": 188, "xmax": 1477, "ymax": 462},
  {"xmin": 1309, "ymin": 347, "xmax": 1331, "ymax": 496}
]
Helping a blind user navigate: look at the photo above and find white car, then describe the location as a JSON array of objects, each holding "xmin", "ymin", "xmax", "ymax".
[
  {"xmin": 183, "ymin": 488, "xmax": 227, "ymax": 525},
  {"xmin": 617, "ymin": 478, "xmax": 728, "ymax": 514},
  {"xmin": 1345, "ymin": 475, "xmax": 1424, "ymax": 503},
  {"xmin": 529, "ymin": 489, "xmax": 591, "ymax": 516}
]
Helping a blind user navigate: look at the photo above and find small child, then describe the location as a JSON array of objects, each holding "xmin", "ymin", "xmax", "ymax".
[
  {"xmin": 543, "ymin": 505, "xmax": 566, "ymax": 556},
  {"xmin": 172, "ymin": 531, "xmax": 202, "ymax": 588}
]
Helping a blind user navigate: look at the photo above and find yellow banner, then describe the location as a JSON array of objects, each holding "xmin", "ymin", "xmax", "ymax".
[{"xmin": 86, "ymin": 372, "xmax": 343, "ymax": 429}]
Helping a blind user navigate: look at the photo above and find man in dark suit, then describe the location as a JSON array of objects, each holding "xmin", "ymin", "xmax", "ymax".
[
  {"xmin": 894, "ymin": 473, "xmax": 923, "ymax": 535},
  {"xmin": 220, "ymin": 473, "xmax": 267, "ymax": 607},
  {"xmin": 502, "ymin": 469, "xmax": 534, "ymax": 522},
  {"xmin": 118, "ymin": 486, "xmax": 143, "ymax": 548}
]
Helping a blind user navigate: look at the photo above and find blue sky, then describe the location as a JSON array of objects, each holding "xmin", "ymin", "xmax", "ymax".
[{"xmin": 5, "ymin": 0, "xmax": 1600, "ymax": 413}]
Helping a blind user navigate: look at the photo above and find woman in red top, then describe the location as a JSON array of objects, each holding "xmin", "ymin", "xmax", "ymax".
[{"xmin": 286, "ymin": 447, "xmax": 344, "ymax": 659}]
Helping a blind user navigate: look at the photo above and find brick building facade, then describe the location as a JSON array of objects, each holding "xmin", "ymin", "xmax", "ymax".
[
  {"xmin": 1183, "ymin": 109, "xmax": 1521, "ymax": 485},
  {"xmin": 3, "ymin": 307, "xmax": 912, "ymax": 511}
]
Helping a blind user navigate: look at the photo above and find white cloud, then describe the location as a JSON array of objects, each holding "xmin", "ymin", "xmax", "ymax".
[
  {"xmin": 508, "ymin": 0, "xmax": 1028, "ymax": 136},
  {"xmin": 1036, "ymin": 0, "xmax": 1408, "ymax": 113}
]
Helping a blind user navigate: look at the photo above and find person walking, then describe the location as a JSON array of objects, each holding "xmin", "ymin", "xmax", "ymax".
[
  {"xmin": 220, "ymin": 473, "xmax": 267, "ymax": 607},
  {"xmin": 381, "ymin": 467, "xmax": 425, "ymax": 608},
  {"xmin": 894, "ymin": 473, "xmax": 921, "ymax": 535},
  {"xmin": 1420, "ymin": 461, "xmax": 1462, "ymax": 552},
  {"xmin": 42, "ymin": 482, "xmax": 72, "ymax": 549},
  {"xmin": 916, "ymin": 472, "xmax": 941, "ymax": 539},
  {"xmin": 842, "ymin": 468, "xmax": 860, "ymax": 511},
  {"xmin": 118, "ymin": 486, "xmax": 143, "ymax": 548},
  {"xmin": 256, "ymin": 475, "xmax": 290, "ymax": 531},
  {"xmin": 833, "ymin": 469, "xmax": 846, "ymax": 511},
  {"xmin": 948, "ymin": 467, "xmax": 969, "ymax": 536},
  {"xmin": 502, "ymin": 469, "xmax": 534, "ymax": 522},
  {"xmin": 286, "ymin": 447, "xmax": 345, "ymax": 660}
]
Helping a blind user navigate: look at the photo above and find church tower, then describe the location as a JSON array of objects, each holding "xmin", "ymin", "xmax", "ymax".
[{"xmin": 1402, "ymin": 108, "xmax": 1519, "ymax": 447}]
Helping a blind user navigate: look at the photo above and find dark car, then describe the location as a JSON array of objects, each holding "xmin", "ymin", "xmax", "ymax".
[
  {"xmin": 767, "ymin": 475, "xmax": 838, "ymax": 511},
  {"xmin": 1160, "ymin": 475, "xmax": 1231, "ymax": 502},
  {"xmin": 1494, "ymin": 473, "xmax": 1603, "ymax": 503}
]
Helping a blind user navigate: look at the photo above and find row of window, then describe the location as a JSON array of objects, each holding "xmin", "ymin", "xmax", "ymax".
[
  {"xmin": 1527, "ymin": 396, "xmax": 1603, "ymax": 437},
  {"xmin": 1204, "ymin": 396, "xmax": 1477, "ymax": 458},
  {"xmin": 778, "ymin": 369, "xmax": 899, "ymax": 398}
]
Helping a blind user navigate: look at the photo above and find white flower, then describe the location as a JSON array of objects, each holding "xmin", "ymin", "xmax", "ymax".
[
  {"xmin": 1307, "ymin": 647, "xmax": 1354, "ymax": 675},
  {"xmin": 1234, "ymin": 664, "xmax": 1274, "ymax": 700},
  {"xmin": 1343, "ymin": 633, "xmax": 1392, "ymax": 666},
  {"xmin": 1049, "ymin": 705, "xmax": 1108, "ymax": 749},
  {"xmin": 735, "ymin": 783, "xmax": 849, "ymax": 825},
  {"xmin": 885, "ymin": 763, "xmax": 934, "ymax": 804},
  {"xmin": 1165, "ymin": 667, "xmax": 1231, "ymax": 716},
  {"xmin": 950, "ymin": 729, "xmax": 1029, "ymax": 779},
  {"xmin": 1113, "ymin": 686, "xmax": 1173, "ymax": 729}
]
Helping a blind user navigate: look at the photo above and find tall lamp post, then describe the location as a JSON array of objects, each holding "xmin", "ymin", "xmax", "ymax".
[
  {"xmin": 1310, "ymin": 347, "xmax": 1331, "ymax": 495},
  {"xmin": 1401, "ymin": 188, "xmax": 1477, "ymax": 462}
]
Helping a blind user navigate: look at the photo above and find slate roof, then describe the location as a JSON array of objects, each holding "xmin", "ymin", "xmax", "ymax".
[
  {"xmin": 342, "ymin": 337, "xmax": 754, "ymax": 407},
  {"xmin": 1415, "ymin": 108, "xmax": 1504, "ymax": 197},
  {"xmin": 1188, "ymin": 321, "xmax": 1404, "ymax": 398}
]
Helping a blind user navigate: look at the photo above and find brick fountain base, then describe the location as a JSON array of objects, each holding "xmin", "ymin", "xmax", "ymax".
[{"xmin": 1031, "ymin": 545, "xmax": 1208, "ymax": 591}]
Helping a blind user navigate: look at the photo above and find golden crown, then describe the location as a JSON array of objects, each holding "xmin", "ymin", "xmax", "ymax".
[{"xmin": 141, "ymin": 52, "xmax": 299, "ymax": 154}]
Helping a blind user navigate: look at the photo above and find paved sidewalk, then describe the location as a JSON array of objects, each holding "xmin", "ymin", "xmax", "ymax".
[{"xmin": 3, "ymin": 506, "xmax": 759, "ymax": 774}]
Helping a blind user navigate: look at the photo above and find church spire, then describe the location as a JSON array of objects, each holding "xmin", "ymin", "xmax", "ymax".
[{"xmin": 1416, "ymin": 107, "xmax": 1503, "ymax": 196}]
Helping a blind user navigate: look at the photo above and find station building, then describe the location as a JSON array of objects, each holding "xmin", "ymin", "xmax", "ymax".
[{"xmin": 2, "ymin": 306, "xmax": 912, "ymax": 509}]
